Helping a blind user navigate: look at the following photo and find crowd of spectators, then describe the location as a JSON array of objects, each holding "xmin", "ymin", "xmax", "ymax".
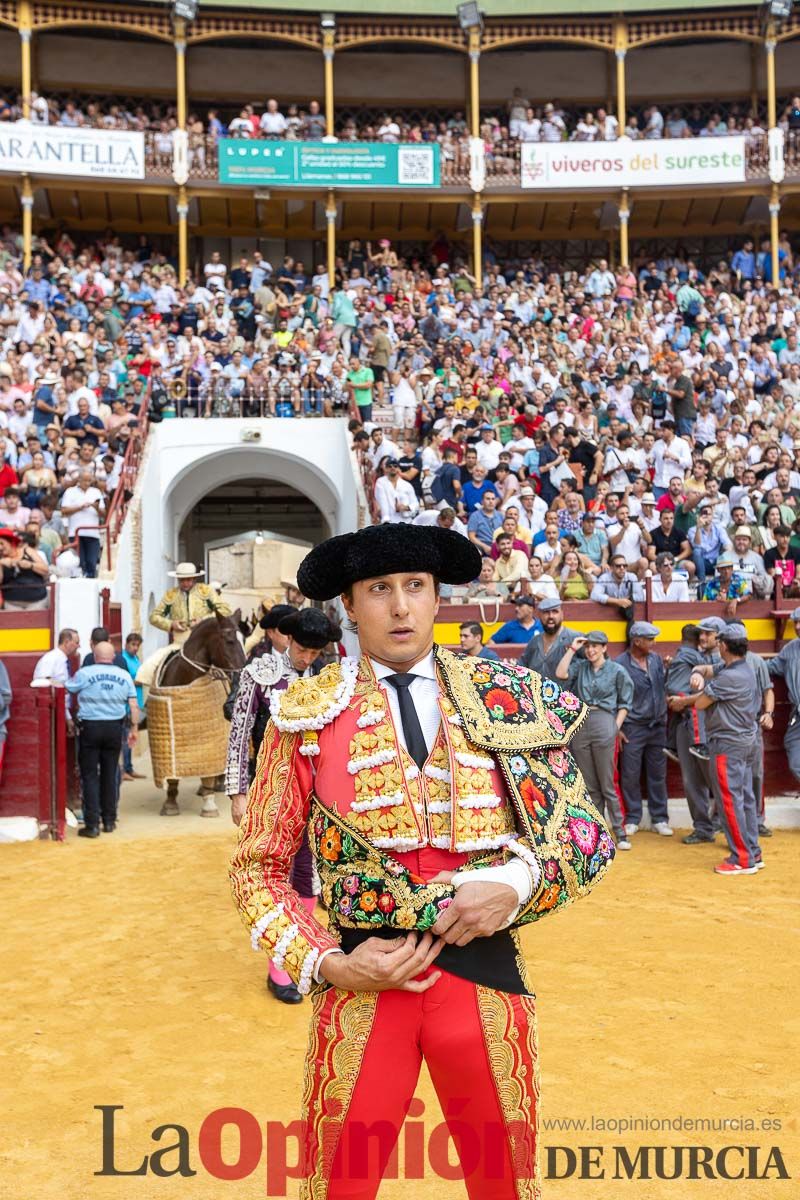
[
  {"xmin": 343, "ymin": 231, "xmax": 800, "ymax": 611},
  {"xmin": 5, "ymin": 219, "xmax": 800, "ymax": 608},
  {"xmin": 11, "ymin": 88, "xmax": 800, "ymax": 152}
]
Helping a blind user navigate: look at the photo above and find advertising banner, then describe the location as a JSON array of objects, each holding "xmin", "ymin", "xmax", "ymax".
[
  {"xmin": 0, "ymin": 123, "xmax": 145, "ymax": 179},
  {"xmin": 219, "ymin": 139, "xmax": 440, "ymax": 188},
  {"xmin": 520, "ymin": 137, "xmax": 747, "ymax": 190}
]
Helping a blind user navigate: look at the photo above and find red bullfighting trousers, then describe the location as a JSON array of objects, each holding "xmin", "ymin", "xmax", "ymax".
[{"xmin": 300, "ymin": 847, "xmax": 540, "ymax": 1200}]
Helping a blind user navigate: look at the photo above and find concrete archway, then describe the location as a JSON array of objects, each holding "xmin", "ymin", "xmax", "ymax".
[
  {"xmin": 165, "ymin": 444, "xmax": 342, "ymax": 561},
  {"xmin": 114, "ymin": 419, "xmax": 361, "ymax": 654}
]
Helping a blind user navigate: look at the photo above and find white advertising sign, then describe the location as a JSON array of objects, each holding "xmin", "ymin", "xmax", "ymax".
[
  {"xmin": 0, "ymin": 123, "xmax": 145, "ymax": 180},
  {"xmin": 521, "ymin": 137, "xmax": 747, "ymax": 190}
]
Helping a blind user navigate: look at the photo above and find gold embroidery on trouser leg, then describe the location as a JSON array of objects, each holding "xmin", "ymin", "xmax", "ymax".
[
  {"xmin": 476, "ymin": 985, "xmax": 541, "ymax": 1200},
  {"xmin": 300, "ymin": 988, "xmax": 380, "ymax": 1200}
]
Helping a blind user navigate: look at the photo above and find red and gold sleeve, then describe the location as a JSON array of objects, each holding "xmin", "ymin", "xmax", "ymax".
[{"xmin": 229, "ymin": 720, "xmax": 339, "ymax": 993}]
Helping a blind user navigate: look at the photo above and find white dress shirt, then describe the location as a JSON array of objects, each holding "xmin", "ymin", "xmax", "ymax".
[
  {"xmin": 374, "ymin": 476, "xmax": 420, "ymax": 524},
  {"xmin": 371, "ymin": 652, "xmax": 533, "ymax": 908},
  {"xmin": 32, "ymin": 646, "xmax": 69, "ymax": 685}
]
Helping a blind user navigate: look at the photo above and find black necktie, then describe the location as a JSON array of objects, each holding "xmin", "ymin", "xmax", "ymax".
[{"xmin": 385, "ymin": 673, "xmax": 428, "ymax": 769}]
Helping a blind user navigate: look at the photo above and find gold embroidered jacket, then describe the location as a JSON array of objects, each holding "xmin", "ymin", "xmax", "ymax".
[{"xmin": 229, "ymin": 646, "xmax": 615, "ymax": 994}]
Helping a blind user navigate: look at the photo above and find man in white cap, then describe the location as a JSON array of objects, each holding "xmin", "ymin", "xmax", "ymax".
[{"xmin": 149, "ymin": 562, "xmax": 231, "ymax": 643}]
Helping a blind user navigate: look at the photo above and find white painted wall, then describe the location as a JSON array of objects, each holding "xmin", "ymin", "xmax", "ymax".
[{"xmin": 112, "ymin": 418, "xmax": 361, "ymax": 656}]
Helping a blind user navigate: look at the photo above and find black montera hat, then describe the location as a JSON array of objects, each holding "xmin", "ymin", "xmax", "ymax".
[
  {"xmin": 297, "ymin": 525, "xmax": 482, "ymax": 602},
  {"xmin": 277, "ymin": 606, "xmax": 342, "ymax": 649},
  {"xmin": 259, "ymin": 604, "xmax": 298, "ymax": 631}
]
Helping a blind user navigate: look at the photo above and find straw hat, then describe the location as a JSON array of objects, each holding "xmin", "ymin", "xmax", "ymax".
[{"xmin": 168, "ymin": 561, "xmax": 205, "ymax": 579}]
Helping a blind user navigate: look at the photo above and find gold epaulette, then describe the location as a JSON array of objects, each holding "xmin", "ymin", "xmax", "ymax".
[{"xmin": 269, "ymin": 657, "xmax": 359, "ymax": 756}]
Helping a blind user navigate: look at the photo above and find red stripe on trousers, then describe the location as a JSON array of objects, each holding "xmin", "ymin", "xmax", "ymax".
[
  {"xmin": 613, "ymin": 735, "xmax": 626, "ymax": 824},
  {"xmin": 715, "ymin": 754, "xmax": 749, "ymax": 867}
]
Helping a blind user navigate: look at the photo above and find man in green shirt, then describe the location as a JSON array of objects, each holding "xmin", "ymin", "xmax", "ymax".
[{"xmin": 347, "ymin": 356, "xmax": 375, "ymax": 422}]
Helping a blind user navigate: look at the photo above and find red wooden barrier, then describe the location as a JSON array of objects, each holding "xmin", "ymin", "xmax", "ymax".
[{"xmin": 0, "ymin": 654, "xmax": 68, "ymax": 837}]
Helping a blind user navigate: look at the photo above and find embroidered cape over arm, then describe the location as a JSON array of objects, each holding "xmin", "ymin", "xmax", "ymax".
[{"xmin": 229, "ymin": 721, "xmax": 339, "ymax": 995}]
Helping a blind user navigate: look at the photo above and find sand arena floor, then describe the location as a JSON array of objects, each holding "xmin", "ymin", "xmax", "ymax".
[{"xmin": 2, "ymin": 779, "xmax": 800, "ymax": 1200}]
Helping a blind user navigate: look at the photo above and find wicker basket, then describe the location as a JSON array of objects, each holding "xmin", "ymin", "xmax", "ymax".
[{"xmin": 147, "ymin": 673, "xmax": 231, "ymax": 788}]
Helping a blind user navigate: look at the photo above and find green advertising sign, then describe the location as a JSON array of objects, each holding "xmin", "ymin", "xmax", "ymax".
[{"xmin": 218, "ymin": 140, "xmax": 440, "ymax": 189}]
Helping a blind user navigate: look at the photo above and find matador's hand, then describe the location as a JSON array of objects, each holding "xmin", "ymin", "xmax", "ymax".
[
  {"xmin": 430, "ymin": 879, "xmax": 518, "ymax": 947},
  {"xmin": 230, "ymin": 793, "xmax": 247, "ymax": 825},
  {"xmin": 320, "ymin": 932, "xmax": 443, "ymax": 993}
]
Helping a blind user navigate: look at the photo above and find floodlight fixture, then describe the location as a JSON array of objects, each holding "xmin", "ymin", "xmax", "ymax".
[
  {"xmin": 320, "ymin": 12, "xmax": 337, "ymax": 31},
  {"xmin": 765, "ymin": 0, "xmax": 793, "ymax": 19},
  {"xmin": 457, "ymin": 2, "xmax": 483, "ymax": 32},
  {"xmin": 173, "ymin": 0, "xmax": 199, "ymax": 22}
]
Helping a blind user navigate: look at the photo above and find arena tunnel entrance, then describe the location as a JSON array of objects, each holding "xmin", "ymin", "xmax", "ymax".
[{"xmin": 177, "ymin": 475, "xmax": 329, "ymax": 569}]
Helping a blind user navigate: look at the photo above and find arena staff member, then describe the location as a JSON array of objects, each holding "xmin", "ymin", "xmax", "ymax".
[
  {"xmin": 665, "ymin": 623, "xmax": 715, "ymax": 845},
  {"xmin": 761, "ymin": 607, "xmax": 800, "ymax": 785},
  {"xmin": 556, "ymin": 629, "xmax": 633, "ymax": 851},
  {"xmin": 65, "ymin": 641, "xmax": 139, "ymax": 839},
  {"xmin": 230, "ymin": 524, "xmax": 614, "ymax": 1199},
  {"xmin": 669, "ymin": 624, "xmax": 762, "ymax": 876},
  {"xmin": 519, "ymin": 595, "xmax": 581, "ymax": 679},
  {"xmin": 226, "ymin": 607, "xmax": 341, "ymax": 1005},
  {"xmin": 617, "ymin": 621, "xmax": 673, "ymax": 838}
]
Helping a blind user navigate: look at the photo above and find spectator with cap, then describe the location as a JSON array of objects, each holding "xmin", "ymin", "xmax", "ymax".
[
  {"xmin": 556, "ymin": 629, "xmax": 633, "ymax": 851},
  {"xmin": 729, "ymin": 525, "xmax": 772, "ymax": 598},
  {"xmin": 669, "ymin": 624, "xmax": 762, "ymax": 875},
  {"xmin": 486, "ymin": 594, "xmax": 541, "ymax": 647},
  {"xmin": 617, "ymin": 621, "xmax": 673, "ymax": 839},
  {"xmin": 700, "ymin": 552, "xmax": 752, "ymax": 612},
  {"xmin": 458, "ymin": 621, "xmax": 500, "ymax": 661},
  {"xmin": 574, "ymin": 510, "xmax": 608, "ymax": 572},
  {"xmin": 518, "ymin": 596, "xmax": 580, "ymax": 680}
]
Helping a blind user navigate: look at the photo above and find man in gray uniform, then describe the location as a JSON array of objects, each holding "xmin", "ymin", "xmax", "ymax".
[
  {"xmin": 555, "ymin": 629, "xmax": 634, "ymax": 850},
  {"xmin": 617, "ymin": 621, "xmax": 673, "ymax": 837},
  {"xmin": 519, "ymin": 596, "xmax": 580, "ymax": 680},
  {"xmin": 669, "ymin": 624, "xmax": 762, "ymax": 875},
  {"xmin": 747, "ymin": 647, "xmax": 774, "ymax": 837},
  {"xmin": 767, "ymin": 604, "xmax": 800, "ymax": 788},
  {"xmin": 666, "ymin": 623, "xmax": 715, "ymax": 844}
]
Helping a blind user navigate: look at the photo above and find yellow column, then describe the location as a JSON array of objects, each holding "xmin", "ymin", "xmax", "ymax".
[
  {"xmin": 472, "ymin": 193, "xmax": 483, "ymax": 290},
  {"xmin": 765, "ymin": 21, "xmax": 777, "ymax": 130},
  {"xmin": 468, "ymin": 28, "xmax": 481, "ymax": 137},
  {"xmin": 770, "ymin": 183, "xmax": 781, "ymax": 286},
  {"xmin": 174, "ymin": 17, "xmax": 187, "ymax": 129},
  {"xmin": 21, "ymin": 175, "xmax": 33, "ymax": 271},
  {"xmin": 326, "ymin": 190, "xmax": 337, "ymax": 289},
  {"xmin": 618, "ymin": 189, "xmax": 630, "ymax": 267},
  {"xmin": 323, "ymin": 30, "xmax": 335, "ymax": 138},
  {"xmin": 177, "ymin": 186, "xmax": 188, "ymax": 285},
  {"xmin": 18, "ymin": 0, "xmax": 32, "ymax": 120},
  {"xmin": 614, "ymin": 18, "xmax": 627, "ymax": 135}
]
